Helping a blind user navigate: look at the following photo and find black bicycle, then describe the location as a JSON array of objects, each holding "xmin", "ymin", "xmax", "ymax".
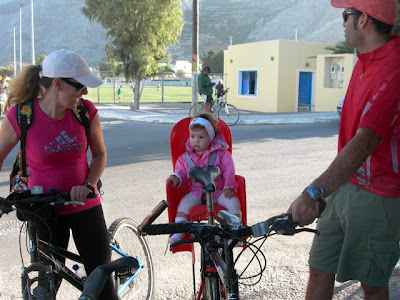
[
  {"xmin": 138, "ymin": 166, "xmax": 322, "ymax": 299},
  {"xmin": 0, "ymin": 186, "xmax": 154, "ymax": 300}
]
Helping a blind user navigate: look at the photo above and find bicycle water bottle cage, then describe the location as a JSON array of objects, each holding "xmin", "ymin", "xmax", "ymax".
[{"xmin": 189, "ymin": 166, "xmax": 220, "ymax": 193}]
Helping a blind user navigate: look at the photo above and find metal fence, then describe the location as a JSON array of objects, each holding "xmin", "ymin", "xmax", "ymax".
[{"xmin": 85, "ymin": 72, "xmax": 224, "ymax": 104}]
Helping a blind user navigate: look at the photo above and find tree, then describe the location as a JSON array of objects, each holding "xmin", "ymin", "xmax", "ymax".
[
  {"xmin": 82, "ymin": 0, "xmax": 183, "ymax": 109},
  {"xmin": 324, "ymin": 41, "xmax": 357, "ymax": 54},
  {"xmin": 0, "ymin": 66, "xmax": 13, "ymax": 78},
  {"xmin": 176, "ymin": 69, "xmax": 186, "ymax": 78},
  {"xmin": 35, "ymin": 55, "xmax": 47, "ymax": 65},
  {"xmin": 98, "ymin": 48, "xmax": 123, "ymax": 78},
  {"xmin": 201, "ymin": 49, "xmax": 224, "ymax": 74}
]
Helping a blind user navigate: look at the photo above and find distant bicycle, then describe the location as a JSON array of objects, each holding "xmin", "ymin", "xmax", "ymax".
[{"xmin": 189, "ymin": 88, "xmax": 240, "ymax": 126}]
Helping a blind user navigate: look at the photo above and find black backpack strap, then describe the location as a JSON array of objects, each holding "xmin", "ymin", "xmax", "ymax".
[
  {"xmin": 72, "ymin": 99, "xmax": 90, "ymax": 150},
  {"xmin": 16, "ymin": 100, "xmax": 34, "ymax": 177}
]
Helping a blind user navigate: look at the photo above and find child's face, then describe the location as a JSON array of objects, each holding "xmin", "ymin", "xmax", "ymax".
[{"xmin": 189, "ymin": 128, "xmax": 211, "ymax": 154}]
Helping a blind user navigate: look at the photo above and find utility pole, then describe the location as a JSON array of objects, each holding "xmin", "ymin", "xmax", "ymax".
[
  {"xmin": 31, "ymin": 0, "xmax": 35, "ymax": 64},
  {"xmin": 13, "ymin": 25, "xmax": 17, "ymax": 77},
  {"xmin": 191, "ymin": 0, "xmax": 199, "ymax": 105},
  {"xmin": 20, "ymin": 4, "xmax": 23, "ymax": 71}
]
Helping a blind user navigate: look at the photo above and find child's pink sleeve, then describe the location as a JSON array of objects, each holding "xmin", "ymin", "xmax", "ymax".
[
  {"xmin": 219, "ymin": 151, "xmax": 238, "ymax": 191},
  {"xmin": 172, "ymin": 154, "xmax": 189, "ymax": 186}
]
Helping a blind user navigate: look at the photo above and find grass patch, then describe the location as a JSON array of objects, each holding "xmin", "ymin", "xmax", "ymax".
[{"xmin": 86, "ymin": 85, "xmax": 192, "ymax": 103}]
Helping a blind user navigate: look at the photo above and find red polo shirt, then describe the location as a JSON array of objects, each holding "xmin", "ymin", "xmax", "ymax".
[{"xmin": 339, "ymin": 36, "xmax": 400, "ymax": 197}]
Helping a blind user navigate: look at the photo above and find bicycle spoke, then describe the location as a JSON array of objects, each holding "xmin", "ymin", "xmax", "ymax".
[
  {"xmin": 109, "ymin": 218, "xmax": 154, "ymax": 300},
  {"xmin": 218, "ymin": 104, "xmax": 239, "ymax": 126}
]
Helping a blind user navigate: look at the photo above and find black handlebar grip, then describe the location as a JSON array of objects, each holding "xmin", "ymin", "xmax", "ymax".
[
  {"xmin": 138, "ymin": 200, "xmax": 169, "ymax": 234},
  {"xmin": 145, "ymin": 222, "xmax": 196, "ymax": 235}
]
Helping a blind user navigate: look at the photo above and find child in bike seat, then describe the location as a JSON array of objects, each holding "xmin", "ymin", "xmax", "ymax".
[{"xmin": 167, "ymin": 113, "xmax": 241, "ymax": 244}]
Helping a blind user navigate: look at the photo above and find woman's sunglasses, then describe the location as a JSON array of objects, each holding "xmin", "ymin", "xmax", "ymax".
[
  {"xmin": 342, "ymin": 10, "xmax": 362, "ymax": 23},
  {"xmin": 61, "ymin": 78, "xmax": 85, "ymax": 92}
]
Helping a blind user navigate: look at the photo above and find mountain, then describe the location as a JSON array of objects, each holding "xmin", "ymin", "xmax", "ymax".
[{"xmin": 0, "ymin": 0, "xmax": 345, "ymax": 68}]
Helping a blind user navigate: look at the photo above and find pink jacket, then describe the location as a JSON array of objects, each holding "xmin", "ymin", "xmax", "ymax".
[{"xmin": 172, "ymin": 132, "xmax": 238, "ymax": 199}]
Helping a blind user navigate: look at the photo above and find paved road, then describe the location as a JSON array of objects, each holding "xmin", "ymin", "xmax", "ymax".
[{"xmin": 0, "ymin": 117, "xmax": 398, "ymax": 299}]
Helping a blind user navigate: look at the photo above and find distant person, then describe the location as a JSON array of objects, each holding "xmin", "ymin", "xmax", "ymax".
[
  {"xmin": 157, "ymin": 82, "xmax": 161, "ymax": 91},
  {"xmin": 215, "ymin": 79, "xmax": 224, "ymax": 98},
  {"xmin": 117, "ymin": 85, "xmax": 122, "ymax": 103},
  {"xmin": 288, "ymin": 1, "xmax": 400, "ymax": 299},
  {"xmin": 198, "ymin": 66, "xmax": 215, "ymax": 113}
]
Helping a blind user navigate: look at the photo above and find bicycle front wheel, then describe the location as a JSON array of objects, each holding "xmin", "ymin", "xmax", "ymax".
[
  {"xmin": 189, "ymin": 103, "xmax": 206, "ymax": 117},
  {"xmin": 202, "ymin": 276, "xmax": 222, "ymax": 300},
  {"xmin": 108, "ymin": 218, "xmax": 154, "ymax": 300},
  {"xmin": 217, "ymin": 104, "xmax": 239, "ymax": 126}
]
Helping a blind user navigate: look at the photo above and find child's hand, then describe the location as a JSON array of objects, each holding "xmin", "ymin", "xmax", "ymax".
[
  {"xmin": 224, "ymin": 188, "xmax": 236, "ymax": 199},
  {"xmin": 167, "ymin": 175, "xmax": 180, "ymax": 187}
]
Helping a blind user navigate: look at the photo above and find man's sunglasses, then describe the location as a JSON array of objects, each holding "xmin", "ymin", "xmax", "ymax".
[
  {"xmin": 342, "ymin": 10, "xmax": 362, "ymax": 22},
  {"xmin": 61, "ymin": 78, "xmax": 85, "ymax": 92}
]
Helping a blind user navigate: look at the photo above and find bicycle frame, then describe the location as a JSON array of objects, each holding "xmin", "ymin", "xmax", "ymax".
[
  {"xmin": 193, "ymin": 173, "xmax": 240, "ymax": 299},
  {"xmin": 109, "ymin": 243, "xmax": 144, "ymax": 298},
  {"xmin": 22, "ymin": 218, "xmax": 143, "ymax": 299}
]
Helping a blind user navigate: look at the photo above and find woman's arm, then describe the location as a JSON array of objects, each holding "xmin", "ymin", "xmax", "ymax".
[
  {"xmin": 0, "ymin": 116, "xmax": 20, "ymax": 171},
  {"xmin": 86, "ymin": 113, "xmax": 107, "ymax": 186},
  {"xmin": 71, "ymin": 113, "xmax": 107, "ymax": 201}
]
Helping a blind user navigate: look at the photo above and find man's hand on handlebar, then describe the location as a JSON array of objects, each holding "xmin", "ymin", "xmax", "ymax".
[{"xmin": 287, "ymin": 194, "xmax": 320, "ymax": 227}]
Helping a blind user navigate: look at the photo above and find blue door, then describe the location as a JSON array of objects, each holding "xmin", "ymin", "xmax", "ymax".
[
  {"xmin": 298, "ymin": 72, "xmax": 312, "ymax": 111},
  {"xmin": 242, "ymin": 72, "xmax": 250, "ymax": 94}
]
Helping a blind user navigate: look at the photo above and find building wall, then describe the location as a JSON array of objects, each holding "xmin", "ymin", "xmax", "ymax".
[
  {"xmin": 315, "ymin": 54, "xmax": 358, "ymax": 111},
  {"xmin": 225, "ymin": 40, "xmax": 280, "ymax": 112},
  {"xmin": 224, "ymin": 40, "xmax": 335, "ymax": 112}
]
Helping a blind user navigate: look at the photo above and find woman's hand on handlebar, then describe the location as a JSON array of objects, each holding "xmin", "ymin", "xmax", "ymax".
[
  {"xmin": 70, "ymin": 185, "xmax": 95, "ymax": 202},
  {"xmin": 287, "ymin": 194, "xmax": 320, "ymax": 227}
]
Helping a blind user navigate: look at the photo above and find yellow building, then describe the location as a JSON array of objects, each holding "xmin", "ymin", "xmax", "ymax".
[
  {"xmin": 315, "ymin": 53, "xmax": 358, "ymax": 111},
  {"xmin": 224, "ymin": 39, "xmax": 355, "ymax": 113}
]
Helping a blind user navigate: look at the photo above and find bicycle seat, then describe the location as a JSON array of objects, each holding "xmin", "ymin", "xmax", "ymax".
[{"xmin": 189, "ymin": 166, "xmax": 220, "ymax": 192}]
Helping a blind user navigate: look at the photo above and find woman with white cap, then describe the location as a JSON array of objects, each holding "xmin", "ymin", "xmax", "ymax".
[{"xmin": 0, "ymin": 49, "xmax": 116, "ymax": 299}]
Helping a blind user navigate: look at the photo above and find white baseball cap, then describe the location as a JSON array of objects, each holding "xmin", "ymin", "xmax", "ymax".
[{"xmin": 41, "ymin": 49, "xmax": 103, "ymax": 88}]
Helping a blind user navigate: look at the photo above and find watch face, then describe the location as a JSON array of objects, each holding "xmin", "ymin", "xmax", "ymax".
[{"xmin": 308, "ymin": 186, "xmax": 323, "ymax": 200}]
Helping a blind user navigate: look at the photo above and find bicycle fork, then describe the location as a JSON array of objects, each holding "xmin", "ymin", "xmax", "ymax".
[
  {"xmin": 197, "ymin": 243, "xmax": 239, "ymax": 300},
  {"xmin": 21, "ymin": 263, "xmax": 55, "ymax": 300}
]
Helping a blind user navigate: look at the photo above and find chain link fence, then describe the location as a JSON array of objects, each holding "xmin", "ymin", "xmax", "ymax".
[{"xmin": 85, "ymin": 72, "xmax": 224, "ymax": 104}]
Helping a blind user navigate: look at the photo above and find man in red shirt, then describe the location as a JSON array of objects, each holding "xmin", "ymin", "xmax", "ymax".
[{"xmin": 288, "ymin": 0, "xmax": 400, "ymax": 299}]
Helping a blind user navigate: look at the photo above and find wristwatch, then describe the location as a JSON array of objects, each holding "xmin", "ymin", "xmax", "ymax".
[
  {"xmin": 303, "ymin": 185, "xmax": 327, "ymax": 214},
  {"xmin": 83, "ymin": 181, "xmax": 96, "ymax": 193}
]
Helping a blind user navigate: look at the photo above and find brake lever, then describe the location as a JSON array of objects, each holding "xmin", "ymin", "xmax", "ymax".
[{"xmin": 170, "ymin": 238, "xmax": 200, "ymax": 250}]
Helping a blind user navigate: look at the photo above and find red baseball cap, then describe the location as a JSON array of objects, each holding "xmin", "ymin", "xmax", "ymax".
[{"xmin": 331, "ymin": 0, "xmax": 398, "ymax": 25}]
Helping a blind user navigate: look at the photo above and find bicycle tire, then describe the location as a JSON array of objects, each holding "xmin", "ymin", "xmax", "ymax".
[
  {"xmin": 217, "ymin": 104, "xmax": 239, "ymax": 126},
  {"xmin": 189, "ymin": 103, "xmax": 206, "ymax": 117},
  {"xmin": 108, "ymin": 218, "xmax": 154, "ymax": 300},
  {"xmin": 202, "ymin": 276, "xmax": 222, "ymax": 300}
]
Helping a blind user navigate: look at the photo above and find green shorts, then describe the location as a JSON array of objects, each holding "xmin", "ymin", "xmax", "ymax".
[{"xmin": 309, "ymin": 183, "xmax": 400, "ymax": 286}]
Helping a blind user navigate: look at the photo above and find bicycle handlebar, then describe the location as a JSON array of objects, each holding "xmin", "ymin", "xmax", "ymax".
[
  {"xmin": 0, "ymin": 186, "xmax": 96, "ymax": 217},
  {"xmin": 139, "ymin": 201, "xmax": 319, "ymax": 243},
  {"xmin": 138, "ymin": 200, "xmax": 169, "ymax": 233},
  {"xmin": 79, "ymin": 256, "xmax": 139, "ymax": 300}
]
